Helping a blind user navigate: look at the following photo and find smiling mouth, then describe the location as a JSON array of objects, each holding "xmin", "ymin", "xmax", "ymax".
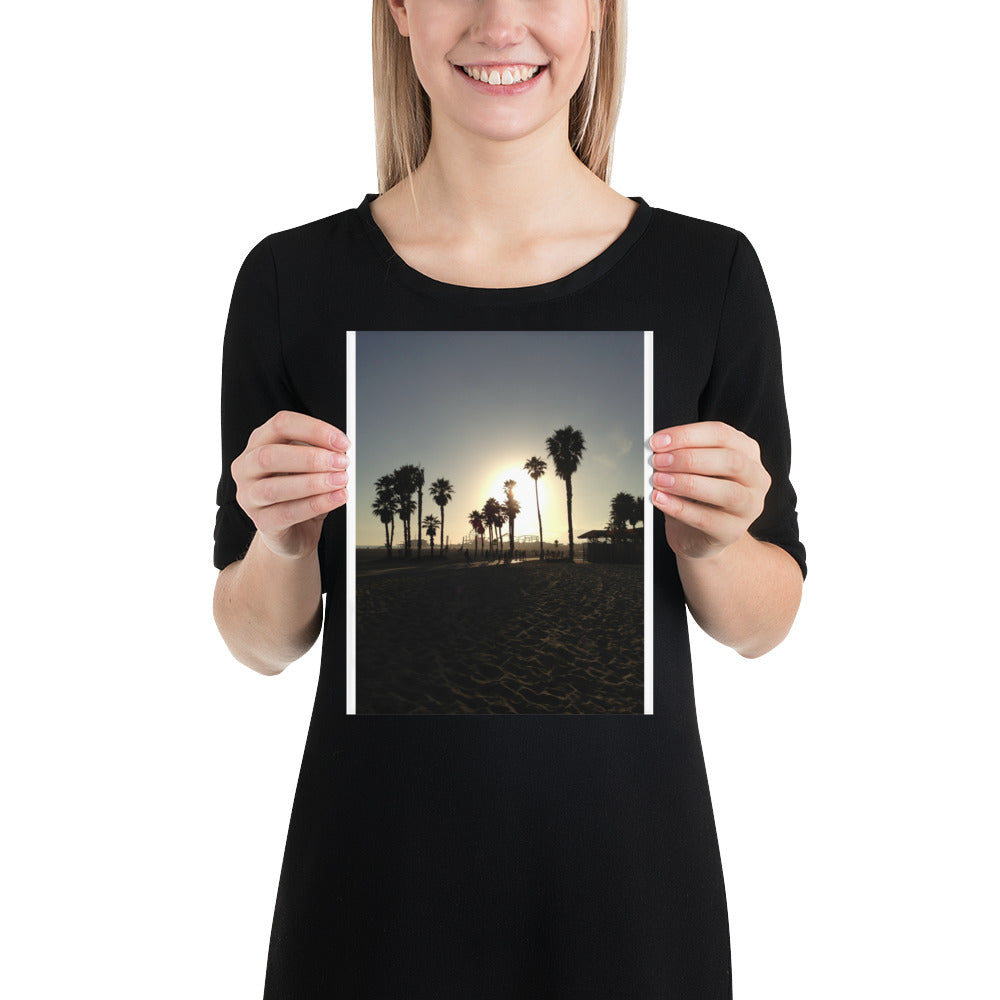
[{"xmin": 457, "ymin": 64, "xmax": 547, "ymax": 86}]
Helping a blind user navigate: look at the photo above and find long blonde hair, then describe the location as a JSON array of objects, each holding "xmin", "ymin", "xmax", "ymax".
[{"xmin": 371, "ymin": 0, "xmax": 627, "ymax": 198}]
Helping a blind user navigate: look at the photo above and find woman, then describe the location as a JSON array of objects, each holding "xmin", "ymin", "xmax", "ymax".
[{"xmin": 213, "ymin": 1, "xmax": 806, "ymax": 996}]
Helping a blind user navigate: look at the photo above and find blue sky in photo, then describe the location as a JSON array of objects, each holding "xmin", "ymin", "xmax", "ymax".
[{"xmin": 354, "ymin": 330, "xmax": 646, "ymax": 548}]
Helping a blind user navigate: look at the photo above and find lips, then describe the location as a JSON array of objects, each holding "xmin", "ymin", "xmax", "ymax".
[{"xmin": 454, "ymin": 63, "xmax": 548, "ymax": 95}]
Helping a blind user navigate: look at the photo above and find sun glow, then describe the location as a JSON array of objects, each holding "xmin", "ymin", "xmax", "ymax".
[{"xmin": 478, "ymin": 464, "xmax": 558, "ymax": 543}]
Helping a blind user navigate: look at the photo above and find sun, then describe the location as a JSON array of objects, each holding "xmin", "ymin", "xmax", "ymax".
[
  {"xmin": 478, "ymin": 463, "xmax": 556, "ymax": 541},
  {"xmin": 486, "ymin": 465, "xmax": 535, "ymax": 504}
]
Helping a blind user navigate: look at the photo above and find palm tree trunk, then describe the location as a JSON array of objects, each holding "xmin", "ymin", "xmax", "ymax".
[
  {"xmin": 566, "ymin": 478, "xmax": 575, "ymax": 563},
  {"xmin": 417, "ymin": 491, "xmax": 423, "ymax": 559},
  {"xmin": 384, "ymin": 520, "xmax": 390, "ymax": 556},
  {"xmin": 440, "ymin": 508, "xmax": 446, "ymax": 557},
  {"xmin": 535, "ymin": 479, "xmax": 543, "ymax": 559}
]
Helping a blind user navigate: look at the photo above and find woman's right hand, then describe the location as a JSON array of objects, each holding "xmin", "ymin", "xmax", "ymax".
[{"xmin": 231, "ymin": 410, "xmax": 350, "ymax": 561}]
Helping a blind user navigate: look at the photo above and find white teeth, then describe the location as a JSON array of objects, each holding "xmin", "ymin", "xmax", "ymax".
[{"xmin": 462, "ymin": 65, "xmax": 540, "ymax": 85}]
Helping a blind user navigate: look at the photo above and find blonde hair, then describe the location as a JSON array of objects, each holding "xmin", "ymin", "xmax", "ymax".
[{"xmin": 371, "ymin": 0, "xmax": 627, "ymax": 198}]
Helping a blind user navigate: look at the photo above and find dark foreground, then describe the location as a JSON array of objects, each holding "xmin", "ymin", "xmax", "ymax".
[{"xmin": 354, "ymin": 559, "xmax": 643, "ymax": 715}]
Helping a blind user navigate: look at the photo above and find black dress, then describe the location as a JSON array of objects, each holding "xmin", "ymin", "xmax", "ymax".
[{"xmin": 214, "ymin": 194, "xmax": 807, "ymax": 999}]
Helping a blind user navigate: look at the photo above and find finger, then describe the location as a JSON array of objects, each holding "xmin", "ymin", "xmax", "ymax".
[
  {"xmin": 652, "ymin": 445, "xmax": 751, "ymax": 479},
  {"xmin": 256, "ymin": 488, "xmax": 348, "ymax": 535},
  {"xmin": 651, "ymin": 489, "xmax": 739, "ymax": 537},
  {"xmin": 649, "ymin": 421, "xmax": 748, "ymax": 454},
  {"xmin": 246, "ymin": 470, "xmax": 349, "ymax": 510},
  {"xmin": 650, "ymin": 471, "xmax": 750, "ymax": 514},
  {"xmin": 246, "ymin": 442, "xmax": 347, "ymax": 478},
  {"xmin": 248, "ymin": 410, "xmax": 351, "ymax": 452}
]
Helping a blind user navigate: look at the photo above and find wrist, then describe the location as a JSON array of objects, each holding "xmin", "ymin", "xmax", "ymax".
[
  {"xmin": 673, "ymin": 531, "xmax": 749, "ymax": 568},
  {"xmin": 254, "ymin": 529, "xmax": 320, "ymax": 565}
]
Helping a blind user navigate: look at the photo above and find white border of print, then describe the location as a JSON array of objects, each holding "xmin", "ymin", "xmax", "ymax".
[{"xmin": 346, "ymin": 330, "xmax": 654, "ymax": 715}]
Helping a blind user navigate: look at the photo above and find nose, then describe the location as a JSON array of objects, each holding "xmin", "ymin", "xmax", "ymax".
[{"xmin": 469, "ymin": 0, "xmax": 528, "ymax": 51}]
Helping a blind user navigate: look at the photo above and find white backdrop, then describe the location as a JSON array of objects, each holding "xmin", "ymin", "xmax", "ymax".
[{"xmin": 3, "ymin": 2, "xmax": 996, "ymax": 997}]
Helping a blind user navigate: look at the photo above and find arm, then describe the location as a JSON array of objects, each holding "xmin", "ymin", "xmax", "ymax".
[
  {"xmin": 651, "ymin": 232, "xmax": 805, "ymax": 656},
  {"xmin": 674, "ymin": 531, "xmax": 802, "ymax": 659},
  {"xmin": 213, "ymin": 409, "xmax": 349, "ymax": 676},
  {"xmin": 212, "ymin": 239, "xmax": 348, "ymax": 674},
  {"xmin": 213, "ymin": 532, "xmax": 323, "ymax": 676},
  {"xmin": 650, "ymin": 421, "xmax": 804, "ymax": 658}
]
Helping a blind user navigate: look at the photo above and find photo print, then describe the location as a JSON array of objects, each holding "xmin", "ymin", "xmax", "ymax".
[{"xmin": 346, "ymin": 330, "xmax": 653, "ymax": 715}]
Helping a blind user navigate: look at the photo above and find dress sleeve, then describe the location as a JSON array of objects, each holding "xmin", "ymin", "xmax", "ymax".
[
  {"xmin": 213, "ymin": 236, "xmax": 307, "ymax": 574},
  {"xmin": 698, "ymin": 231, "xmax": 807, "ymax": 579}
]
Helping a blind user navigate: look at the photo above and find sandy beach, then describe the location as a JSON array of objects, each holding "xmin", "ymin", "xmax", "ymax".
[{"xmin": 354, "ymin": 558, "xmax": 643, "ymax": 715}]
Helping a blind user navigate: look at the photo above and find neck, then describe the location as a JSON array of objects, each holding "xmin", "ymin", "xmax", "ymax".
[{"xmin": 401, "ymin": 112, "xmax": 603, "ymax": 238}]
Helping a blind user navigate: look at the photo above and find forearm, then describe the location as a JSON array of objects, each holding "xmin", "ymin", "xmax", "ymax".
[
  {"xmin": 675, "ymin": 531, "xmax": 802, "ymax": 658},
  {"xmin": 213, "ymin": 531, "xmax": 323, "ymax": 675}
]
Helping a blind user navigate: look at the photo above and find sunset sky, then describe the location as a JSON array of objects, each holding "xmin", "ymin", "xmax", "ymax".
[{"xmin": 352, "ymin": 330, "xmax": 647, "ymax": 549}]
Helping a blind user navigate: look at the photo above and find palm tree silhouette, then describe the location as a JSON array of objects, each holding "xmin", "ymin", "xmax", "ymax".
[
  {"xmin": 392, "ymin": 465, "xmax": 420, "ymax": 556},
  {"xmin": 422, "ymin": 513, "xmax": 440, "ymax": 556},
  {"xmin": 502, "ymin": 479, "xmax": 521, "ymax": 554},
  {"xmin": 414, "ymin": 466, "xmax": 425, "ymax": 560},
  {"xmin": 498, "ymin": 501, "xmax": 510, "ymax": 552},
  {"xmin": 524, "ymin": 456, "xmax": 547, "ymax": 558},
  {"xmin": 372, "ymin": 475, "xmax": 398, "ymax": 557},
  {"xmin": 610, "ymin": 491, "xmax": 633, "ymax": 540},
  {"xmin": 545, "ymin": 426, "xmax": 586, "ymax": 563},
  {"xmin": 468, "ymin": 510, "xmax": 484, "ymax": 558},
  {"xmin": 629, "ymin": 494, "xmax": 644, "ymax": 536},
  {"xmin": 482, "ymin": 497, "xmax": 502, "ymax": 554},
  {"xmin": 429, "ymin": 478, "xmax": 454, "ymax": 556}
]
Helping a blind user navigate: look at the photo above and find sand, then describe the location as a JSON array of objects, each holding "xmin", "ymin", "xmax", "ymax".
[{"xmin": 354, "ymin": 558, "xmax": 644, "ymax": 715}]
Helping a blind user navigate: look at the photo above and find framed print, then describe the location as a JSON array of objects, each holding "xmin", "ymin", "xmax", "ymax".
[{"xmin": 346, "ymin": 330, "xmax": 653, "ymax": 715}]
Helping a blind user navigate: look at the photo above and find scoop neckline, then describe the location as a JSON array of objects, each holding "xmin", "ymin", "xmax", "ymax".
[{"xmin": 356, "ymin": 191, "xmax": 652, "ymax": 305}]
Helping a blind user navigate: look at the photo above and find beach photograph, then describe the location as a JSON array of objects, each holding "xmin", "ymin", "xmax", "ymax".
[{"xmin": 350, "ymin": 330, "xmax": 650, "ymax": 715}]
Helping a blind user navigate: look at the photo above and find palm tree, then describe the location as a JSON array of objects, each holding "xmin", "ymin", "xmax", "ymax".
[
  {"xmin": 422, "ymin": 513, "xmax": 440, "ymax": 556},
  {"xmin": 483, "ymin": 497, "xmax": 502, "ymax": 554},
  {"xmin": 524, "ymin": 456, "xmax": 547, "ymax": 558},
  {"xmin": 392, "ymin": 465, "xmax": 419, "ymax": 556},
  {"xmin": 502, "ymin": 479, "xmax": 521, "ymax": 554},
  {"xmin": 372, "ymin": 476, "xmax": 398, "ymax": 557},
  {"xmin": 545, "ymin": 426, "xmax": 586, "ymax": 563},
  {"xmin": 429, "ymin": 478, "xmax": 454, "ymax": 556},
  {"xmin": 468, "ymin": 510, "xmax": 484, "ymax": 558},
  {"xmin": 610, "ymin": 491, "xmax": 633, "ymax": 541},
  {"xmin": 629, "ymin": 495, "xmax": 644, "ymax": 538},
  {"xmin": 397, "ymin": 494, "xmax": 416, "ymax": 554},
  {"xmin": 414, "ymin": 466, "xmax": 425, "ymax": 559},
  {"xmin": 499, "ymin": 501, "xmax": 510, "ymax": 552},
  {"xmin": 482, "ymin": 501, "xmax": 493, "ymax": 552}
]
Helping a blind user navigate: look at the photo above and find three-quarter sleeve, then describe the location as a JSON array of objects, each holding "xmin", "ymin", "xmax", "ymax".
[
  {"xmin": 698, "ymin": 231, "xmax": 807, "ymax": 579},
  {"xmin": 213, "ymin": 235, "xmax": 305, "ymax": 573}
]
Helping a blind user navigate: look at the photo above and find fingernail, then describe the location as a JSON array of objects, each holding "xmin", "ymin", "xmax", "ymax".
[
  {"xmin": 651, "ymin": 433, "xmax": 671, "ymax": 449},
  {"xmin": 328, "ymin": 453, "xmax": 348, "ymax": 469},
  {"xmin": 331, "ymin": 430, "xmax": 351, "ymax": 451}
]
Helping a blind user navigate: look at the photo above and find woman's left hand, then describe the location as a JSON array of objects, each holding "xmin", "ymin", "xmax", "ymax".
[{"xmin": 650, "ymin": 421, "xmax": 772, "ymax": 561}]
